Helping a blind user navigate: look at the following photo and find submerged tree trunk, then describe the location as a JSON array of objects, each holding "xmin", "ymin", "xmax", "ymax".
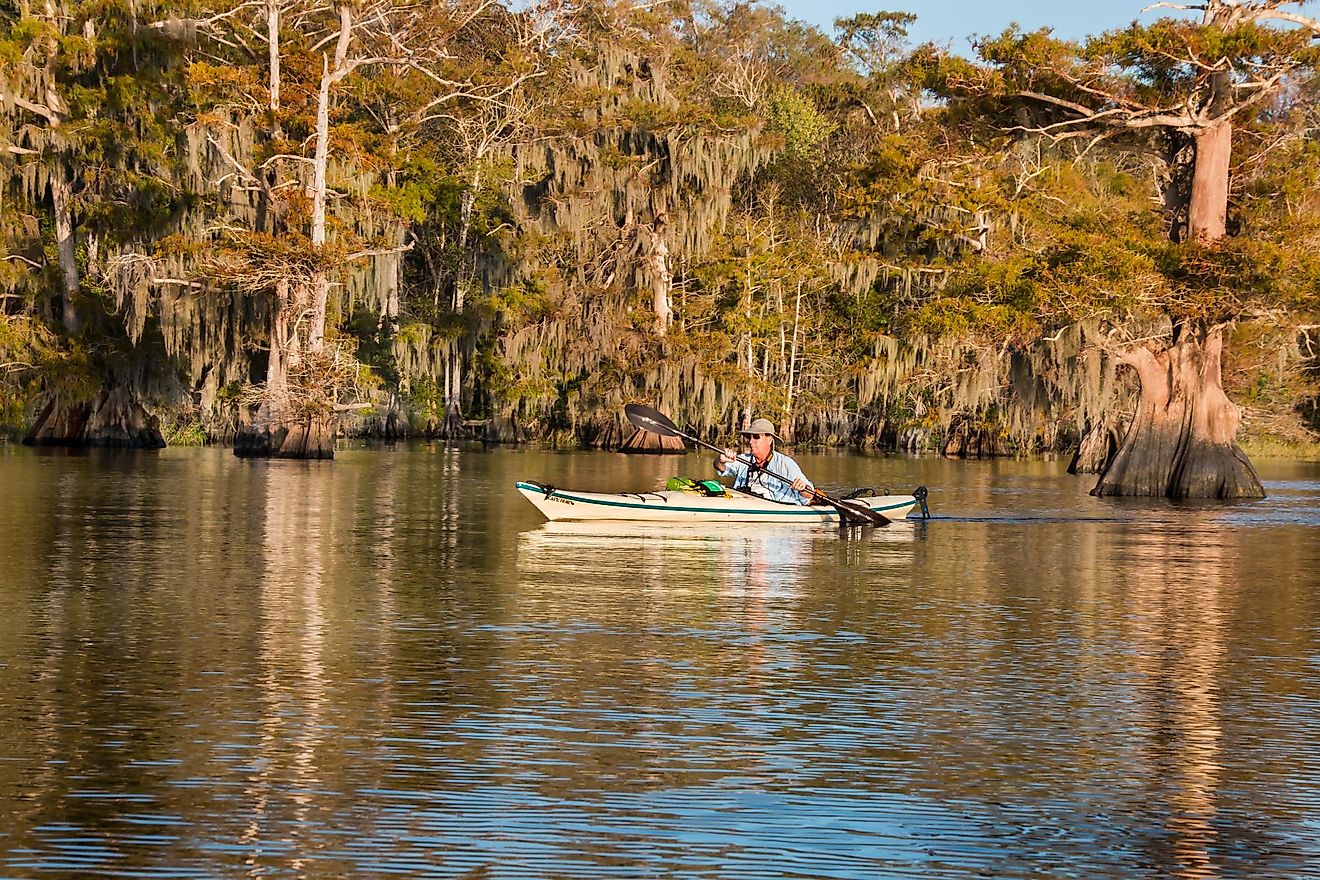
[
  {"xmin": 941, "ymin": 415, "xmax": 1006, "ymax": 458},
  {"xmin": 1092, "ymin": 325, "xmax": 1264, "ymax": 499},
  {"xmin": 235, "ymin": 412, "xmax": 336, "ymax": 458},
  {"xmin": 24, "ymin": 385, "xmax": 165, "ymax": 448},
  {"xmin": 234, "ymin": 401, "xmax": 337, "ymax": 459},
  {"xmin": 1069, "ymin": 411, "xmax": 1126, "ymax": 475},
  {"xmin": 380, "ymin": 394, "xmax": 409, "ymax": 439}
]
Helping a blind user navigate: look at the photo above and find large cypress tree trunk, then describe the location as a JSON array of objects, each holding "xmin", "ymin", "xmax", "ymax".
[
  {"xmin": 28, "ymin": 165, "xmax": 166, "ymax": 449},
  {"xmin": 235, "ymin": 6, "xmax": 346, "ymax": 463},
  {"xmin": 1087, "ymin": 104, "xmax": 1262, "ymax": 495},
  {"xmin": 234, "ymin": 409, "xmax": 335, "ymax": 459},
  {"xmin": 1188, "ymin": 121, "xmax": 1230, "ymax": 243},
  {"xmin": 1069, "ymin": 412, "xmax": 1126, "ymax": 475},
  {"xmin": 1092, "ymin": 324, "xmax": 1263, "ymax": 499},
  {"xmin": 25, "ymin": 385, "xmax": 165, "ymax": 448},
  {"xmin": 234, "ymin": 280, "xmax": 336, "ymax": 459}
]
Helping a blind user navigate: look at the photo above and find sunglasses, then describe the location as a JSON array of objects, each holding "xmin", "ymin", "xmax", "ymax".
[{"xmin": 745, "ymin": 433, "xmax": 772, "ymax": 440}]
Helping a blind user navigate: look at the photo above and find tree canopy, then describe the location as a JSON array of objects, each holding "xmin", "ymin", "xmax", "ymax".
[{"xmin": 0, "ymin": 0, "xmax": 1316, "ymax": 475}]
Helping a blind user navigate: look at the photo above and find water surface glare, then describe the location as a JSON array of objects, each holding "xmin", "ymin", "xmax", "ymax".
[{"xmin": 1, "ymin": 444, "xmax": 1318, "ymax": 878}]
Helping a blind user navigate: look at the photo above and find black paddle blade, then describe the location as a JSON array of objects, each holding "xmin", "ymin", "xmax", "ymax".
[
  {"xmin": 831, "ymin": 497, "xmax": 891, "ymax": 527},
  {"xmin": 624, "ymin": 403, "xmax": 682, "ymax": 438}
]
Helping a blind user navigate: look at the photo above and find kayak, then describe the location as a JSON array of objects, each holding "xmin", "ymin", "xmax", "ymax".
[{"xmin": 516, "ymin": 480, "xmax": 927, "ymax": 524}]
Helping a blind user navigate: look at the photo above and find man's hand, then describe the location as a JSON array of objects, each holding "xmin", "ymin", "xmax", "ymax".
[
  {"xmin": 717, "ymin": 447, "xmax": 736, "ymax": 469},
  {"xmin": 791, "ymin": 478, "xmax": 813, "ymax": 494}
]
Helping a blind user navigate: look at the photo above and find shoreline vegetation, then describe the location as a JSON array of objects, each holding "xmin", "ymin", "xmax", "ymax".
[
  {"xmin": 5, "ymin": 421, "xmax": 1319, "ymax": 465},
  {"xmin": 1, "ymin": 1, "xmax": 1317, "ymax": 494}
]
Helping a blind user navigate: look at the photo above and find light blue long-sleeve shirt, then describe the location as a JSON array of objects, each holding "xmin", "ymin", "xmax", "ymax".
[{"xmin": 717, "ymin": 450, "xmax": 813, "ymax": 505}]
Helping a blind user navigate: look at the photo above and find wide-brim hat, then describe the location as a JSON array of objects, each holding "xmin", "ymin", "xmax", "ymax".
[{"xmin": 739, "ymin": 417, "xmax": 781, "ymax": 440}]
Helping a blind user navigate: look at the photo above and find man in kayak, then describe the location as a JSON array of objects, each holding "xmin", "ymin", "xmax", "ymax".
[{"xmin": 715, "ymin": 417, "xmax": 816, "ymax": 505}]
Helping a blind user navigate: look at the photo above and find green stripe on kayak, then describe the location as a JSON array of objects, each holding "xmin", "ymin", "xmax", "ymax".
[{"xmin": 515, "ymin": 482, "xmax": 911, "ymax": 516}]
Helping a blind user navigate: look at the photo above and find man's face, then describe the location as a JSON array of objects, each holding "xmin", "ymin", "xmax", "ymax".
[{"xmin": 745, "ymin": 432, "xmax": 773, "ymax": 459}]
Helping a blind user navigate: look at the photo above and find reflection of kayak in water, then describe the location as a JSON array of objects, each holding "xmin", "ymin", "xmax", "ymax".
[
  {"xmin": 516, "ymin": 520, "xmax": 915, "ymax": 598},
  {"xmin": 521, "ymin": 520, "xmax": 810, "ymax": 552},
  {"xmin": 520, "ymin": 519, "xmax": 917, "ymax": 546},
  {"xmin": 516, "ymin": 481, "xmax": 926, "ymax": 524}
]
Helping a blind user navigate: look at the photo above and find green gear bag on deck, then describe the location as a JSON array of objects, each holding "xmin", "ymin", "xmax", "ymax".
[{"xmin": 666, "ymin": 476, "xmax": 728, "ymax": 497}]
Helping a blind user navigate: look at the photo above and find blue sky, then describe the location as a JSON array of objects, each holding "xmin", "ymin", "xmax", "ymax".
[{"xmin": 775, "ymin": 0, "xmax": 1194, "ymax": 50}]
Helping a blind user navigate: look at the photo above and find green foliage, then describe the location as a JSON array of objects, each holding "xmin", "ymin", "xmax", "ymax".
[
  {"xmin": 835, "ymin": 11, "xmax": 916, "ymax": 74},
  {"xmin": 161, "ymin": 418, "xmax": 208, "ymax": 446},
  {"xmin": 1, "ymin": 0, "xmax": 1317, "ymax": 452},
  {"xmin": 0, "ymin": 315, "xmax": 53, "ymax": 434},
  {"xmin": 371, "ymin": 159, "xmax": 458, "ymax": 224},
  {"xmin": 766, "ymin": 86, "xmax": 836, "ymax": 164}
]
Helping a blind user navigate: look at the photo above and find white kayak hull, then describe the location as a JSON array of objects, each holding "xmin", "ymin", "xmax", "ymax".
[{"xmin": 516, "ymin": 481, "xmax": 920, "ymax": 523}]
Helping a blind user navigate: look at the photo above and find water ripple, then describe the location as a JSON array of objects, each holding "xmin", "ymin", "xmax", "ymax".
[{"xmin": 1, "ymin": 449, "xmax": 1319, "ymax": 877}]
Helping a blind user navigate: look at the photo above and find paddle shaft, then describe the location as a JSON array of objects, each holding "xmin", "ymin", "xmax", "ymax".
[
  {"xmin": 641, "ymin": 416, "xmax": 872, "ymax": 515},
  {"xmin": 650, "ymin": 423, "xmax": 807, "ymax": 493},
  {"xmin": 623, "ymin": 403, "xmax": 890, "ymax": 525}
]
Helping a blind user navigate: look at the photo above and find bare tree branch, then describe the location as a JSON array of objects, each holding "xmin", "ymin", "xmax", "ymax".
[
  {"xmin": 0, "ymin": 92, "xmax": 58, "ymax": 123},
  {"xmin": 346, "ymin": 243, "xmax": 414, "ymax": 261}
]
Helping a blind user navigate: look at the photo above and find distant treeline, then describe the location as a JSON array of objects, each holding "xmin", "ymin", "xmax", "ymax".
[{"xmin": 1, "ymin": 0, "xmax": 1317, "ymax": 476}]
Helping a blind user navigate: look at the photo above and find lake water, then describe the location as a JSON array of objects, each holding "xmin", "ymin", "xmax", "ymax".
[{"xmin": 1, "ymin": 443, "xmax": 1318, "ymax": 879}]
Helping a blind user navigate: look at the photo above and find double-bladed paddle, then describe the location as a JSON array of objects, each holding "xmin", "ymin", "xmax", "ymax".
[{"xmin": 624, "ymin": 403, "xmax": 891, "ymax": 527}]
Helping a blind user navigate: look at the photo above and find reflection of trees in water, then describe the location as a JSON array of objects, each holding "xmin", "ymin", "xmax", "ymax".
[
  {"xmin": 249, "ymin": 463, "xmax": 332, "ymax": 872},
  {"xmin": 1048, "ymin": 516, "xmax": 1298, "ymax": 876},
  {"xmin": 230, "ymin": 448, "xmax": 522, "ymax": 873},
  {"xmin": 867, "ymin": 514, "xmax": 1244, "ymax": 876},
  {"xmin": 1125, "ymin": 525, "xmax": 1227, "ymax": 880},
  {"xmin": 435, "ymin": 444, "xmax": 464, "ymax": 559},
  {"xmin": 243, "ymin": 455, "xmax": 409, "ymax": 875},
  {"xmin": 0, "ymin": 451, "xmax": 247, "ymax": 867},
  {"xmin": 722, "ymin": 529, "xmax": 810, "ymax": 677},
  {"xmin": 0, "ymin": 457, "xmax": 79, "ymax": 849}
]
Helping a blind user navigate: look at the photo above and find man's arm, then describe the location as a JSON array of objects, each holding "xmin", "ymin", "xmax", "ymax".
[
  {"xmin": 778, "ymin": 453, "xmax": 814, "ymax": 497},
  {"xmin": 716, "ymin": 448, "xmax": 743, "ymax": 478}
]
